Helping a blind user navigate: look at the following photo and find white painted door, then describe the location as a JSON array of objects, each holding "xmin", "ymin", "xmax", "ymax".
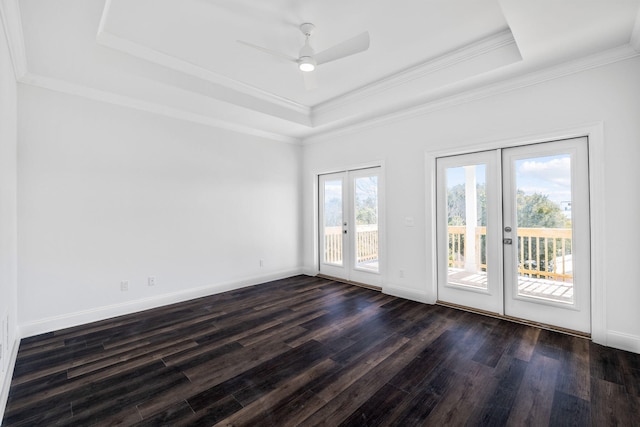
[
  {"xmin": 437, "ymin": 137, "xmax": 591, "ymax": 333},
  {"xmin": 502, "ymin": 138, "xmax": 590, "ymax": 332},
  {"xmin": 436, "ymin": 150, "xmax": 503, "ymax": 314},
  {"xmin": 319, "ymin": 168, "xmax": 383, "ymax": 287}
]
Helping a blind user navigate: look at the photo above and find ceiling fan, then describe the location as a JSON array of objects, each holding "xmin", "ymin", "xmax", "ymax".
[{"xmin": 237, "ymin": 23, "xmax": 370, "ymax": 90}]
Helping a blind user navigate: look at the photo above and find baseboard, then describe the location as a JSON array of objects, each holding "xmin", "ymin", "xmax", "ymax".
[
  {"xmin": 19, "ymin": 268, "xmax": 303, "ymax": 338},
  {"xmin": 0, "ymin": 336, "xmax": 19, "ymax": 423},
  {"xmin": 382, "ymin": 284, "xmax": 432, "ymax": 304},
  {"xmin": 606, "ymin": 330, "xmax": 640, "ymax": 354},
  {"xmin": 302, "ymin": 267, "xmax": 318, "ymax": 276}
]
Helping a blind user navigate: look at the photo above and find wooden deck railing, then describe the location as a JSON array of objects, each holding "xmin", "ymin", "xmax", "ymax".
[
  {"xmin": 448, "ymin": 226, "xmax": 573, "ymax": 282},
  {"xmin": 324, "ymin": 225, "xmax": 378, "ymax": 264}
]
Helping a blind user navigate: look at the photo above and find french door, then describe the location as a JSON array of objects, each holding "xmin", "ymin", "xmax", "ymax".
[
  {"xmin": 436, "ymin": 138, "xmax": 591, "ymax": 333},
  {"xmin": 319, "ymin": 167, "xmax": 382, "ymax": 287}
]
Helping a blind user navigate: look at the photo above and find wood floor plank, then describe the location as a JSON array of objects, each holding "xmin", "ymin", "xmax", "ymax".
[
  {"xmin": 466, "ymin": 355, "xmax": 528, "ymax": 426},
  {"xmin": 4, "ymin": 275, "xmax": 640, "ymax": 426},
  {"xmin": 310, "ymin": 334, "xmax": 410, "ymax": 403},
  {"xmin": 555, "ymin": 335, "xmax": 591, "ymax": 401},
  {"xmin": 548, "ymin": 390, "xmax": 590, "ymax": 426},
  {"xmin": 133, "ymin": 400, "xmax": 196, "ymax": 427},
  {"xmin": 213, "ymin": 358, "xmax": 336, "ymax": 426},
  {"xmin": 417, "ymin": 358, "xmax": 494, "ymax": 426},
  {"xmin": 299, "ymin": 338, "xmax": 431, "ymax": 426},
  {"xmin": 590, "ymin": 377, "xmax": 637, "ymax": 426},
  {"xmin": 338, "ymin": 383, "xmax": 408, "ymax": 427},
  {"xmin": 506, "ymin": 352, "xmax": 561, "ymax": 426},
  {"xmin": 386, "ymin": 365, "xmax": 457, "ymax": 426}
]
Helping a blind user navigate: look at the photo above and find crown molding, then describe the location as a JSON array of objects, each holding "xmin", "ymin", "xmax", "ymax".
[
  {"xmin": 18, "ymin": 72, "xmax": 301, "ymax": 145},
  {"xmin": 631, "ymin": 6, "xmax": 640, "ymax": 52},
  {"xmin": 312, "ymin": 29, "xmax": 519, "ymax": 117},
  {"xmin": 303, "ymin": 44, "xmax": 639, "ymax": 145},
  {"xmin": 97, "ymin": 1, "xmax": 310, "ymax": 121},
  {"xmin": 0, "ymin": 0, "xmax": 27, "ymax": 79}
]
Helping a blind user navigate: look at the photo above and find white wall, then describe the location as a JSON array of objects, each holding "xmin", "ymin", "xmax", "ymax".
[
  {"xmin": 17, "ymin": 85, "xmax": 302, "ymax": 334},
  {"xmin": 0, "ymin": 10, "xmax": 19, "ymax": 419},
  {"xmin": 303, "ymin": 56, "xmax": 640, "ymax": 353}
]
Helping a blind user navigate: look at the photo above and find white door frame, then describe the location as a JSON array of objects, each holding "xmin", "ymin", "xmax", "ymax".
[{"xmin": 425, "ymin": 123, "xmax": 606, "ymax": 344}]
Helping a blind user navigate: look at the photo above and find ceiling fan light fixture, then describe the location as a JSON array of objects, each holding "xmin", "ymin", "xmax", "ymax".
[{"xmin": 298, "ymin": 56, "xmax": 316, "ymax": 72}]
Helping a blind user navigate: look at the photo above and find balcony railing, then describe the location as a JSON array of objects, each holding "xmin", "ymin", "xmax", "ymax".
[
  {"xmin": 448, "ymin": 226, "xmax": 573, "ymax": 282},
  {"xmin": 324, "ymin": 224, "xmax": 378, "ymax": 265}
]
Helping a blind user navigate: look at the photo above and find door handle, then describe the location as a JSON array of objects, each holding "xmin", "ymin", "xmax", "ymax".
[{"xmin": 503, "ymin": 238, "xmax": 513, "ymax": 245}]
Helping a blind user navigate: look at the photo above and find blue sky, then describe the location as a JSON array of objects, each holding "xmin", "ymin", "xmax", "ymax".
[{"xmin": 446, "ymin": 154, "xmax": 571, "ymax": 207}]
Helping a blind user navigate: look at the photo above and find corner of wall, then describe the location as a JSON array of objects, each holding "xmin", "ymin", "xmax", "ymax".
[
  {"xmin": 631, "ymin": 5, "xmax": 640, "ymax": 53},
  {"xmin": 383, "ymin": 284, "xmax": 432, "ymax": 305},
  {"xmin": 0, "ymin": 335, "xmax": 19, "ymax": 423}
]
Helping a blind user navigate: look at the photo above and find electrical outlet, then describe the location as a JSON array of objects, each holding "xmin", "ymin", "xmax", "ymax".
[
  {"xmin": 148, "ymin": 277, "xmax": 156, "ymax": 286},
  {"xmin": 259, "ymin": 259, "xmax": 264, "ymax": 267},
  {"xmin": 399, "ymin": 269, "xmax": 405, "ymax": 278},
  {"xmin": 120, "ymin": 280, "xmax": 129, "ymax": 291}
]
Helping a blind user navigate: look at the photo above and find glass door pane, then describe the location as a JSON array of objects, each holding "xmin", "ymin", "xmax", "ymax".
[
  {"xmin": 323, "ymin": 179, "xmax": 344, "ymax": 266},
  {"xmin": 354, "ymin": 175, "xmax": 379, "ymax": 273},
  {"xmin": 445, "ymin": 164, "xmax": 487, "ymax": 289},
  {"xmin": 514, "ymin": 154, "xmax": 574, "ymax": 304}
]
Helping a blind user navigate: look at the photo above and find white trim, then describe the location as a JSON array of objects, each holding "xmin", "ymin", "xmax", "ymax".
[
  {"xmin": 303, "ymin": 45, "xmax": 638, "ymax": 145},
  {"xmin": 424, "ymin": 122, "xmax": 606, "ymax": 343},
  {"xmin": 19, "ymin": 268, "xmax": 303, "ymax": 338},
  {"xmin": 18, "ymin": 73, "xmax": 302, "ymax": 145},
  {"xmin": 383, "ymin": 284, "xmax": 430, "ymax": 304},
  {"xmin": 313, "ymin": 29, "xmax": 519, "ymax": 116},
  {"xmin": 587, "ymin": 123, "xmax": 607, "ymax": 345},
  {"xmin": 0, "ymin": 337, "xmax": 19, "ymax": 423},
  {"xmin": 0, "ymin": 0, "xmax": 27, "ymax": 78},
  {"xmin": 606, "ymin": 330, "xmax": 640, "ymax": 354},
  {"xmin": 425, "ymin": 152, "xmax": 439, "ymax": 305}
]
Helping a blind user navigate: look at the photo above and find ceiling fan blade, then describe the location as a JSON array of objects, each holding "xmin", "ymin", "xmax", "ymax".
[
  {"xmin": 303, "ymin": 70, "xmax": 318, "ymax": 91},
  {"xmin": 236, "ymin": 40, "xmax": 297, "ymax": 63},
  {"xmin": 315, "ymin": 31, "xmax": 370, "ymax": 66}
]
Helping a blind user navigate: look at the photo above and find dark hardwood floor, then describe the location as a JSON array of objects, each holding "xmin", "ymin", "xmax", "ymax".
[{"xmin": 2, "ymin": 275, "xmax": 639, "ymax": 426}]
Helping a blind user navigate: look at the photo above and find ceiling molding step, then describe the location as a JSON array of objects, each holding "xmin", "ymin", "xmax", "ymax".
[
  {"xmin": 312, "ymin": 29, "xmax": 520, "ymax": 117},
  {"xmin": 18, "ymin": 73, "xmax": 301, "ymax": 145},
  {"xmin": 311, "ymin": 29, "xmax": 522, "ymax": 128},
  {"xmin": 303, "ymin": 44, "xmax": 639, "ymax": 145},
  {"xmin": 97, "ymin": 2, "xmax": 310, "ymax": 121},
  {"xmin": 96, "ymin": 30, "xmax": 312, "ymax": 122},
  {"xmin": 631, "ymin": 6, "xmax": 640, "ymax": 52},
  {"xmin": 0, "ymin": 0, "xmax": 27, "ymax": 79}
]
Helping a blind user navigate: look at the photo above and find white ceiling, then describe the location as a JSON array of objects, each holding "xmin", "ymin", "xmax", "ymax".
[{"xmin": 5, "ymin": 0, "xmax": 640, "ymax": 142}]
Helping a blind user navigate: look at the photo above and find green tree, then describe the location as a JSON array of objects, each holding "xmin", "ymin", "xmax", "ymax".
[
  {"xmin": 516, "ymin": 191, "xmax": 570, "ymax": 228},
  {"xmin": 447, "ymin": 183, "xmax": 486, "ymax": 226},
  {"xmin": 355, "ymin": 176, "xmax": 378, "ymax": 225}
]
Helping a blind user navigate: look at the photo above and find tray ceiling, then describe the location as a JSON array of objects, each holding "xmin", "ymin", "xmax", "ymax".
[{"xmin": 5, "ymin": 0, "xmax": 640, "ymax": 142}]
